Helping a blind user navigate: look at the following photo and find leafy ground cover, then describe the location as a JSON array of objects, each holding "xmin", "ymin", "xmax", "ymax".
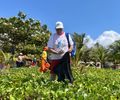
[{"xmin": 0, "ymin": 67, "xmax": 120, "ymax": 100}]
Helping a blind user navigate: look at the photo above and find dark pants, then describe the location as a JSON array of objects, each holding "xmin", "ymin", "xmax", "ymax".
[
  {"xmin": 54, "ymin": 52, "xmax": 74, "ymax": 83},
  {"xmin": 16, "ymin": 61, "xmax": 24, "ymax": 67}
]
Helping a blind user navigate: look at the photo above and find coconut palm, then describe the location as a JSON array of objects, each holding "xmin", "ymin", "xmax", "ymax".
[
  {"xmin": 89, "ymin": 43, "xmax": 108, "ymax": 68},
  {"xmin": 109, "ymin": 40, "xmax": 120, "ymax": 64},
  {"xmin": 72, "ymin": 33, "xmax": 86, "ymax": 67},
  {"xmin": 73, "ymin": 32, "xmax": 86, "ymax": 49}
]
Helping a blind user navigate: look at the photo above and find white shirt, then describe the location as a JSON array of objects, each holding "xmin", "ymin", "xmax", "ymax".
[
  {"xmin": 17, "ymin": 55, "xmax": 24, "ymax": 62},
  {"xmin": 48, "ymin": 32, "xmax": 73, "ymax": 60}
]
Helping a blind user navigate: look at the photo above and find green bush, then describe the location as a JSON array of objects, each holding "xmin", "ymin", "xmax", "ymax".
[{"xmin": 0, "ymin": 67, "xmax": 120, "ymax": 100}]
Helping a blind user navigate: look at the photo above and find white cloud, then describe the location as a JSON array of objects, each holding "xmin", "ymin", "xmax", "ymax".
[
  {"xmin": 85, "ymin": 30, "xmax": 120, "ymax": 48},
  {"xmin": 84, "ymin": 35, "xmax": 95, "ymax": 48}
]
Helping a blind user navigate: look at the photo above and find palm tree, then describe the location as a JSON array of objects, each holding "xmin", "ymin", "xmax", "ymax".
[
  {"xmin": 89, "ymin": 43, "xmax": 108, "ymax": 68},
  {"xmin": 80, "ymin": 46, "xmax": 91, "ymax": 63},
  {"xmin": 109, "ymin": 40, "xmax": 120, "ymax": 64},
  {"xmin": 72, "ymin": 33, "xmax": 86, "ymax": 67},
  {"xmin": 73, "ymin": 32, "xmax": 86, "ymax": 49}
]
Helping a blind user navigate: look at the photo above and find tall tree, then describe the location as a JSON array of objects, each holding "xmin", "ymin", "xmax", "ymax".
[
  {"xmin": 0, "ymin": 11, "xmax": 51, "ymax": 54},
  {"xmin": 72, "ymin": 33, "xmax": 86, "ymax": 66},
  {"xmin": 73, "ymin": 32, "xmax": 86, "ymax": 49},
  {"xmin": 109, "ymin": 40, "xmax": 120, "ymax": 64},
  {"xmin": 89, "ymin": 43, "xmax": 108, "ymax": 68}
]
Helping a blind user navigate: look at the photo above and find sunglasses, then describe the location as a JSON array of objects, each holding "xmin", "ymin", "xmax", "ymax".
[{"xmin": 56, "ymin": 28, "xmax": 62, "ymax": 31}]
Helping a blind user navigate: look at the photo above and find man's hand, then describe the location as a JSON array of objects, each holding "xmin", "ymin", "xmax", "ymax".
[
  {"xmin": 68, "ymin": 48, "xmax": 72, "ymax": 53},
  {"xmin": 48, "ymin": 48, "xmax": 64, "ymax": 54},
  {"xmin": 48, "ymin": 48, "xmax": 58, "ymax": 54},
  {"xmin": 68, "ymin": 45, "xmax": 73, "ymax": 53},
  {"xmin": 58, "ymin": 50, "xmax": 64, "ymax": 54}
]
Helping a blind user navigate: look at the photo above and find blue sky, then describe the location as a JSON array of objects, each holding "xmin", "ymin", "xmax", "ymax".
[{"xmin": 0, "ymin": 0, "xmax": 120, "ymax": 40}]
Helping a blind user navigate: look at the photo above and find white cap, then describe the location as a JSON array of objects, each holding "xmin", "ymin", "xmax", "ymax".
[
  {"xmin": 55, "ymin": 21, "xmax": 64, "ymax": 29},
  {"xmin": 20, "ymin": 53, "xmax": 23, "ymax": 55}
]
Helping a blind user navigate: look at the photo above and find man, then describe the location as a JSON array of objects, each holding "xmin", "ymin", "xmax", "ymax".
[
  {"xmin": 47, "ymin": 21, "xmax": 74, "ymax": 83},
  {"xmin": 16, "ymin": 53, "xmax": 24, "ymax": 67}
]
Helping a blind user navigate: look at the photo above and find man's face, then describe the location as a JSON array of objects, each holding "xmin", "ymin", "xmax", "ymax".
[{"xmin": 56, "ymin": 28, "xmax": 63, "ymax": 35}]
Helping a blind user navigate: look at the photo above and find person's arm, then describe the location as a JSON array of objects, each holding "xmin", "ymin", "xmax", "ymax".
[
  {"xmin": 48, "ymin": 47, "xmax": 65, "ymax": 54},
  {"xmin": 68, "ymin": 45, "xmax": 73, "ymax": 53},
  {"xmin": 68, "ymin": 34, "xmax": 74, "ymax": 53},
  {"xmin": 48, "ymin": 48, "xmax": 58, "ymax": 54}
]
